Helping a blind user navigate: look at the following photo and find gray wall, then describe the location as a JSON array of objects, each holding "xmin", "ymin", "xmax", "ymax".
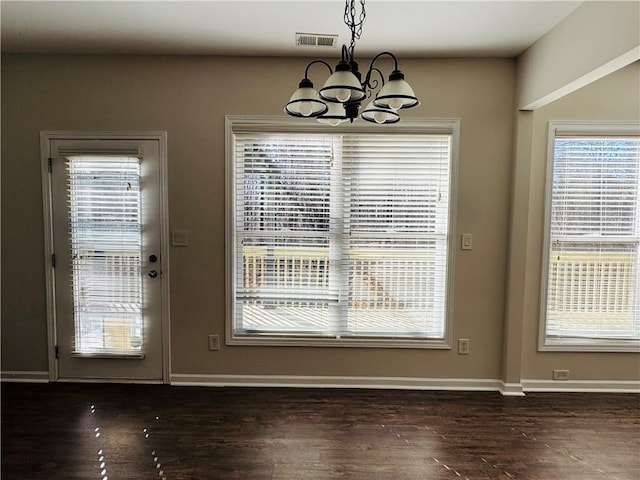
[{"xmin": 1, "ymin": 53, "xmax": 638, "ymax": 385}]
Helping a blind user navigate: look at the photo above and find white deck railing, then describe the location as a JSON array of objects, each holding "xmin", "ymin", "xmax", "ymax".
[
  {"xmin": 547, "ymin": 251, "xmax": 638, "ymax": 334},
  {"xmin": 242, "ymin": 246, "xmax": 434, "ymax": 309}
]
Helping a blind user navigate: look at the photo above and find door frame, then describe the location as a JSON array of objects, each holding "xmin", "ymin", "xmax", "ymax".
[{"xmin": 40, "ymin": 131, "xmax": 171, "ymax": 383}]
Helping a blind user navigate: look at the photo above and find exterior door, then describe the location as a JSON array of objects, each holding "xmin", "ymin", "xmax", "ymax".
[{"xmin": 44, "ymin": 134, "xmax": 168, "ymax": 381}]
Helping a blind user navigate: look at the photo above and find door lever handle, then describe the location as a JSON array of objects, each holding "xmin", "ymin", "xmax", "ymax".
[{"xmin": 148, "ymin": 270, "xmax": 158, "ymax": 279}]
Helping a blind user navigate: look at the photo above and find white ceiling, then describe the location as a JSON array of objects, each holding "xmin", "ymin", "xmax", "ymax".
[{"xmin": 1, "ymin": 1, "xmax": 583, "ymax": 58}]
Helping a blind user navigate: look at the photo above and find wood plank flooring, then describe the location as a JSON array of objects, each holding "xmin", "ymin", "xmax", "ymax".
[{"xmin": 2, "ymin": 383, "xmax": 639, "ymax": 479}]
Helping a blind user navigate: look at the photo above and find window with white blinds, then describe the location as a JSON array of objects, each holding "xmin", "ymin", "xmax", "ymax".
[
  {"xmin": 542, "ymin": 122, "xmax": 640, "ymax": 350},
  {"xmin": 66, "ymin": 155, "xmax": 144, "ymax": 355},
  {"xmin": 227, "ymin": 119, "xmax": 456, "ymax": 347}
]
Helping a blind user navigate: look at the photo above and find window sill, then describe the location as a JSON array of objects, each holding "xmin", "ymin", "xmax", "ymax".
[
  {"xmin": 228, "ymin": 333, "xmax": 450, "ymax": 350},
  {"xmin": 71, "ymin": 351, "xmax": 145, "ymax": 359},
  {"xmin": 540, "ymin": 338, "xmax": 640, "ymax": 353}
]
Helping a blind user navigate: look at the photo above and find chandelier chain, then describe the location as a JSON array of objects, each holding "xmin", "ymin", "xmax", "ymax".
[{"xmin": 344, "ymin": 0, "xmax": 366, "ymax": 60}]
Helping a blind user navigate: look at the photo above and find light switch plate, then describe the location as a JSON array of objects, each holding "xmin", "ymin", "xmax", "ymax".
[{"xmin": 461, "ymin": 233, "xmax": 472, "ymax": 250}]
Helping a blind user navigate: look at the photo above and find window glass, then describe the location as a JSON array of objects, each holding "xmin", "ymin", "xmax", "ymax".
[
  {"xmin": 228, "ymin": 120, "xmax": 457, "ymax": 347},
  {"xmin": 542, "ymin": 124, "xmax": 640, "ymax": 350}
]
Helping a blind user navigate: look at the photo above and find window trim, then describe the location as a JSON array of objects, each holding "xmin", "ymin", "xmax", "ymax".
[
  {"xmin": 539, "ymin": 121, "xmax": 640, "ymax": 352},
  {"xmin": 225, "ymin": 115, "xmax": 460, "ymax": 349}
]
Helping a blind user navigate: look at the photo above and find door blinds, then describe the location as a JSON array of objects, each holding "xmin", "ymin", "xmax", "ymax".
[{"xmin": 65, "ymin": 155, "xmax": 144, "ymax": 355}]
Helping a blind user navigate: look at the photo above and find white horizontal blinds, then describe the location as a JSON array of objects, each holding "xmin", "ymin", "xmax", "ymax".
[
  {"xmin": 234, "ymin": 134, "xmax": 338, "ymax": 333},
  {"xmin": 342, "ymin": 134, "xmax": 451, "ymax": 338},
  {"xmin": 66, "ymin": 155, "xmax": 144, "ymax": 354},
  {"xmin": 233, "ymin": 131, "xmax": 452, "ymax": 339},
  {"xmin": 546, "ymin": 135, "xmax": 640, "ymax": 340}
]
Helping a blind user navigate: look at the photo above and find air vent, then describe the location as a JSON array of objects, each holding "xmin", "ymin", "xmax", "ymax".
[{"xmin": 295, "ymin": 33, "xmax": 338, "ymax": 48}]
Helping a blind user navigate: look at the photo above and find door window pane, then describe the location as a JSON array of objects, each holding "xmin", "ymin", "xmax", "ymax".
[{"xmin": 66, "ymin": 155, "xmax": 143, "ymax": 354}]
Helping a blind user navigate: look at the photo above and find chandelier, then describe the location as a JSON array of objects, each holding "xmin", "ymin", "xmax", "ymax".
[{"xmin": 284, "ymin": 0, "xmax": 419, "ymax": 125}]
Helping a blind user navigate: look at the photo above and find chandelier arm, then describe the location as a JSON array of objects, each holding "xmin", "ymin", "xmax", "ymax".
[
  {"xmin": 367, "ymin": 51, "xmax": 400, "ymax": 75},
  {"xmin": 303, "ymin": 60, "xmax": 334, "ymax": 80},
  {"xmin": 363, "ymin": 66, "xmax": 384, "ymax": 93}
]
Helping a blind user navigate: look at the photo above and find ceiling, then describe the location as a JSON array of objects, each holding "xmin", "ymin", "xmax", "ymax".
[{"xmin": 1, "ymin": 1, "xmax": 583, "ymax": 58}]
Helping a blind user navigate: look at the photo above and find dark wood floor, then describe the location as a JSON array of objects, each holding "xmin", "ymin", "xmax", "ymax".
[{"xmin": 2, "ymin": 383, "xmax": 639, "ymax": 480}]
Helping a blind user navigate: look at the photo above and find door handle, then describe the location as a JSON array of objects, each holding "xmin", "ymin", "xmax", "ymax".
[{"xmin": 148, "ymin": 270, "xmax": 158, "ymax": 279}]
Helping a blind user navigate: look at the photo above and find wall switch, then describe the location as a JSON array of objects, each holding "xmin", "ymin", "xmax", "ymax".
[
  {"xmin": 208, "ymin": 334, "xmax": 220, "ymax": 351},
  {"xmin": 552, "ymin": 369, "xmax": 570, "ymax": 380},
  {"xmin": 458, "ymin": 338, "xmax": 470, "ymax": 355},
  {"xmin": 461, "ymin": 233, "xmax": 473, "ymax": 250}
]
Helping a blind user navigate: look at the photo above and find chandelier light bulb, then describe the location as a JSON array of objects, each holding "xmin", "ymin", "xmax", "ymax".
[
  {"xmin": 361, "ymin": 98, "xmax": 400, "ymax": 124},
  {"xmin": 299, "ymin": 101, "xmax": 313, "ymax": 117},
  {"xmin": 335, "ymin": 89, "xmax": 351, "ymax": 103},
  {"xmin": 373, "ymin": 111, "xmax": 387, "ymax": 124},
  {"xmin": 317, "ymin": 99, "xmax": 348, "ymax": 125},
  {"xmin": 387, "ymin": 98, "xmax": 404, "ymax": 111}
]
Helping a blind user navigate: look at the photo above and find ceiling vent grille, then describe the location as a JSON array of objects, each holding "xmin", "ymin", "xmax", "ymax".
[{"xmin": 296, "ymin": 33, "xmax": 338, "ymax": 48}]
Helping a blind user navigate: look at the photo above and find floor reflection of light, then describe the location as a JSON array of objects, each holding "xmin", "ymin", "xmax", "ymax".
[
  {"xmin": 85, "ymin": 403, "xmax": 170, "ymax": 480},
  {"xmin": 145, "ymin": 416, "xmax": 168, "ymax": 479},
  {"xmin": 98, "ymin": 450, "xmax": 107, "ymax": 480},
  {"xmin": 89, "ymin": 404, "xmax": 108, "ymax": 480},
  {"xmin": 151, "ymin": 450, "xmax": 166, "ymax": 479}
]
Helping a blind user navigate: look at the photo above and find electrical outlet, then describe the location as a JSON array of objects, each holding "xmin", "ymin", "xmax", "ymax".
[
  {"xmin": 552, "ymin": 369, "xmax": 570, "ymax": 380},
  {"xmin": 171, "ymin": 229, "xmax": 189, "ymax": 247},
  {"xmin": 458, "ymin": 338, "xmax": 470, "ymax": 355},
  {"xmin": 208, "ymin": 334, "xmax": 220, "ymax": 351}
]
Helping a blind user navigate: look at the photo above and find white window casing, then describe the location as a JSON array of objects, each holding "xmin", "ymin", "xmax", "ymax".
[
  {"xmin": 540, "ymin": 121, "xmax": 640, "ymax": 352},
  {"xmin": 225, "ymin": 116, "xmax": 459, "ymax": 349}
]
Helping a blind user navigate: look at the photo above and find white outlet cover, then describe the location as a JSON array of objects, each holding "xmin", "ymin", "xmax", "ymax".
[{"xmin": 171, "ymin": 229, "xmax": 189, "ymax": 247}]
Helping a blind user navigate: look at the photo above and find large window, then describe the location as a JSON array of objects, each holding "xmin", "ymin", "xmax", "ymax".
[
  {"xmin": 226, "ymin": 117, "xmax": 458, "ymax": 348},
  {"xmin": 541, "ymin": 122, "xmax": 640, "ymax": 351}
]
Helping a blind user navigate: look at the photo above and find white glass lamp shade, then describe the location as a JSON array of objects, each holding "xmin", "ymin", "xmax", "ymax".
[
  {"xmin": 285, "ymin": 79, "xmax": 328, "ymax": 118},
  {"xmin": 317, "ymin": 101, "xmax": 348, "ymax": 126},
  {"xmin": 361, "ymin": 99, "xmax": 400, "ymax": 124},
  {"xmin": 319, "ymin": 61, "xmax": 365, "ymax": 104},
  {"xmin": 373, "ymin": 70, "xmax": 419, "ymax": 111}
]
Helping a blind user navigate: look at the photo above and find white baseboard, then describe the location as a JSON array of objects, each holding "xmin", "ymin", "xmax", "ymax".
[
  {"xmin": 171, "ymin": 374, "xmax": 505, "ymax": 392},
  {"xmin": 1, "ymin": 371, "xmax": 50, "ymax": 383},
  {"xmin": 6, "ymin": 371, "xmax": 634, "ymax": 394},
  {"xmin": 522, "ymin": 379, "xmax": 640, "ymax": 393},
  {"xmin": 56, "ymin": 378, "xmax": 164, "ymax": 385},
  {"xmin": 500, "ymin": 382, "xmax": 525, "ymax": 396}
]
